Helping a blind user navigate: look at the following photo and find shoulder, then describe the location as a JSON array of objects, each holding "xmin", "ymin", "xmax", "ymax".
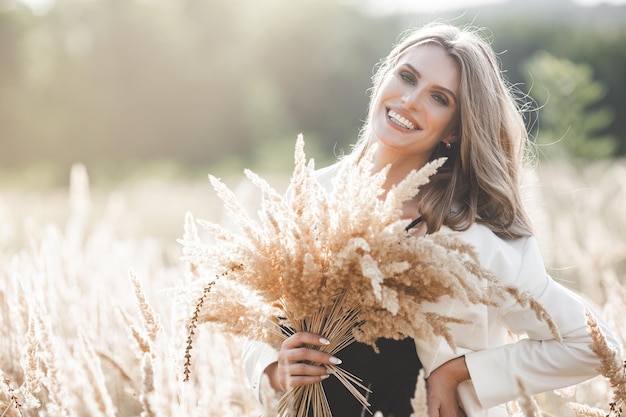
[
  {"xmin": 315, "ymin": 161, "xmax": 342, "ymax": 180},
  {"xmin": 314, "ymin": 161, "xmax": 343, "ymax": 193},
  {"xmin": 446, "ymin": 223, "xmax": 545, "ymax": 286}
]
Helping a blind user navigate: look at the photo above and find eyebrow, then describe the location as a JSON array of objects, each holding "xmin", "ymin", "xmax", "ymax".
[{"xmin": 405, "ymin": 63, "xmax": 458, "ymax": 105}]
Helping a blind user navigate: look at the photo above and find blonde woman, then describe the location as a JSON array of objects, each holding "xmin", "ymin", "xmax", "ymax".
[{"xmin": 243, "ymin": 23, "xmax": 619, "ymax": 417}]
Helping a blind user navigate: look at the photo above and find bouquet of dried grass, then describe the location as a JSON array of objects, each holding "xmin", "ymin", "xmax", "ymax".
[{"xmin": 180, "ymin": 135, "xmax": 557, "ymax": 417}]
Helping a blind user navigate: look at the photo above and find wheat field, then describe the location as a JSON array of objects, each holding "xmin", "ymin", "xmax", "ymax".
[{"xmin": 0, "ymin": 160, "xmax": 624, "ymax": 416}]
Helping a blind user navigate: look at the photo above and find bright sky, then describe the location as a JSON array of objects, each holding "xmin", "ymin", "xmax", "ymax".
[
  {"xmin": 19, "ymin": 0, "xmax": 626, "ymax": 14},
  {"xmin": 366, "ymin": 0, "xmax": 626, "ymax": 14}
]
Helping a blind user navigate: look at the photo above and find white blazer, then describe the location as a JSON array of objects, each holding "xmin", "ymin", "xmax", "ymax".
[{"xmin": 242, "ymin": 163, "xmax": 620, "ymax": 416}]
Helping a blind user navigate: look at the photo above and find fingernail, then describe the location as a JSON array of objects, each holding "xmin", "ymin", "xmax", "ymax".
[
  {"xmin": 329, "ymin": 356, "xmax": 342, "ymax": 365},
  {"xmin": 319, "ymin": 338, "xmax": 330, "ymax": 345},
  {"xmin": 320, "ymin": 374, "xmax": 330, "ymax": 380}
]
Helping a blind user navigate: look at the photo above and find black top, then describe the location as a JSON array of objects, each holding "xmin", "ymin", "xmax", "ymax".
[
  {"xmin": 311, "ymin": 217, "xmax": 424, "ymax": 417},
  {"xmin": 318, "ymin": 338, "xmax": 422, "ymax": 417}
]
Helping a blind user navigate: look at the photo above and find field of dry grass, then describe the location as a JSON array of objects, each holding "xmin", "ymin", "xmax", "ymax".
[{"xmin": 0, "ymin": 160, "xmax": 624, "ymax": 416}]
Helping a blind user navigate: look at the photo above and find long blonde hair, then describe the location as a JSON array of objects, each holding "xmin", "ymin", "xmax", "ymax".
[{"xmin": 352, "ymin": 23, "xmax": 534, "ymax": 240}]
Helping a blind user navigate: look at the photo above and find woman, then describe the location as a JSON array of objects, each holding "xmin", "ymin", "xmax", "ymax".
[{"xmin": 242, "ymin": 23, "xmax": 619, "ymax": 417}]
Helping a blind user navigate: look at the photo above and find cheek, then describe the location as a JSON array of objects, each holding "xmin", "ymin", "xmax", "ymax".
[
  {"xmin": 377, "ymin": 75, "xmax": 400, "ymax": 98},
  {"xmin": 372, "ymin": 90, "xmax": 392, "ymax": 120},
  {"xmin": 432, "ymin": 108, "xmax": 457, "ymax": 127}
]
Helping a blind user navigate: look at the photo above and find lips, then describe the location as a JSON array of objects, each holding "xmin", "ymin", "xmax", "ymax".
[{"xmin": 387, "ymin": 109, "xmax": 419, "ymax": 130}]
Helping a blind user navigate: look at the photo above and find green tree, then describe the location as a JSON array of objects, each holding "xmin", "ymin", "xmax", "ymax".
[{"xmin": 523, "ymin": 51, "xmax": 617, "ymax": 159}]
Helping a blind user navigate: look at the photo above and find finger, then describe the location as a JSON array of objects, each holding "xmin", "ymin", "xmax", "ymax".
[
  {"xmin": 282, "ymin": 347, "xmax": 342, "ymax": 366},
  {"xmin": 426, "ymin": 380, "xmax": 439, "ymax": 417},
  {"xmin": 427, "ymin": 401, "xmax": 439, "ymax": 417},
  {"xmin": 286, "ymin": 362, "xmax": 331, "ymax": 377},
  {"xmin": 437, "ymin": 401, "xmax": 459, "ymax": 417},
  {"xmin": 282, "ymin": 332, "xmax": 331, "ymax": 349},
  {"xmin": 278, "ymin": 362, "xmax": 330, "ymax": 390},
  {"xmin": 283, "ymin": 374, "xmax": 330, "ymax": 389}
]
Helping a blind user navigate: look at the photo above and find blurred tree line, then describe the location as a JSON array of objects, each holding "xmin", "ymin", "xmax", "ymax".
[{"xmin": 0, "ymin": 0, "xmax": 625, "ymax": 184}]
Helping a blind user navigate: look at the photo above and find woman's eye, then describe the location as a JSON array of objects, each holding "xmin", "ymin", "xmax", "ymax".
[
  {"xmin": 433, "ymin": 94, "xmax": 449, "ymax": 106},
  {"xmin": 399, "ymin": 71, "xmax": 415, "ymax": 85}
]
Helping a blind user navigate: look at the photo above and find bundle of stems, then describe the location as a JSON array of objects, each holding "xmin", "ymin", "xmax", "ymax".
[{"xmin": 276, "ymin": 292, "xmax": 372, "ymax": 417}]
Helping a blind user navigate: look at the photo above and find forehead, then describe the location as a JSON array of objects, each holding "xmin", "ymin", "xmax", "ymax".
[{"xmin": 396, "ymin": 44, "xmax": 460, "ymax": 93}]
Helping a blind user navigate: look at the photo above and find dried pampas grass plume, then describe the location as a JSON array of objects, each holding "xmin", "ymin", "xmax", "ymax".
[
  {"xmin": 19, "ymin": 317, "xmax": 42, "ymax": 408},
  {"xmin": 566, "ymin": 402, "xmax": 607, "ymax": 417},
  {"xmin": 183, "ymin": 280, "xmax": 214, "ymax": 382},
  {"xmin": 516, "ymin": 377, "xmax": 541, "ymax": 417},
  {"xmin": 129, "ymin": 270, "xmax": 162, "ymax": 342},
  {"xmin": 139, "ymin": 354, "xmax": 156, "ymax": 417},
  {"xmin": 584, "ymin": 309, "xmax": 626, "ymax": 416},
  {"xmin": 409, "ymin": 369, "xmax": 427, "ymax": 417},
  {"xmin": 78, "ymin": 331, "xmax": 117, "ymax": 417},
  {"xmin": 180, "ymin": 134, "xmax": 560, "ymax": 417},
  {"xmin": 1, "ymin": 378, "xmax": 24, "ymax": 417},
  {"xmin": 499, "ymin": 286, "xmax": 562, "ymax": 342}
]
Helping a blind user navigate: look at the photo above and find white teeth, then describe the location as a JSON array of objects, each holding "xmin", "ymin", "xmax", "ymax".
[{"xmin": 388, "ymin": 110, "xmax": 416, "ymax": 130}]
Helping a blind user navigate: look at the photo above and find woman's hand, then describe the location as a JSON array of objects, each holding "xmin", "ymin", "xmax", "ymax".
[
  {"xmin": 426, "ymin": 356, "xmax": 470, "ymax": 417},
  {"xmin": 264, "ymin": 332, "xmax": 341, "ymax": 393}
]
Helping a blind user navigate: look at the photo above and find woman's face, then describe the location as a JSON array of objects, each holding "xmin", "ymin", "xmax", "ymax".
[{"xmin": 371, "ymin": 44, "xmax": 460, "ymax": 165}]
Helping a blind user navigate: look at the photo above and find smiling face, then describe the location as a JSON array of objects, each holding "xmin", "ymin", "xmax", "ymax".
[{"xmin": 371, "ymin": 43, "xmax": 461, "ymax": 169}]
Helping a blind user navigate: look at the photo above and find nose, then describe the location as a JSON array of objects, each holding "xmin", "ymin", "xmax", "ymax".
[{"xmin": 400, "ymin": 88, "xmax": 424, "ymax": 111}]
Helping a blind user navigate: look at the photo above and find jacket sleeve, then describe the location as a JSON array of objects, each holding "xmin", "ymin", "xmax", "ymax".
[
  {"xmin": 464, "ymin": 235, "xmax": 621, "ymax": 409},
  {"xmin": 242, "ymin": 338, "xmax": 279, "ymax": 401}
]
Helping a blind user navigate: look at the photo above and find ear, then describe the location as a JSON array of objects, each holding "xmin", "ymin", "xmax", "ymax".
[{"xmin": 443, "ymin": 132, "xmax": 459, "ymax": 144}]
